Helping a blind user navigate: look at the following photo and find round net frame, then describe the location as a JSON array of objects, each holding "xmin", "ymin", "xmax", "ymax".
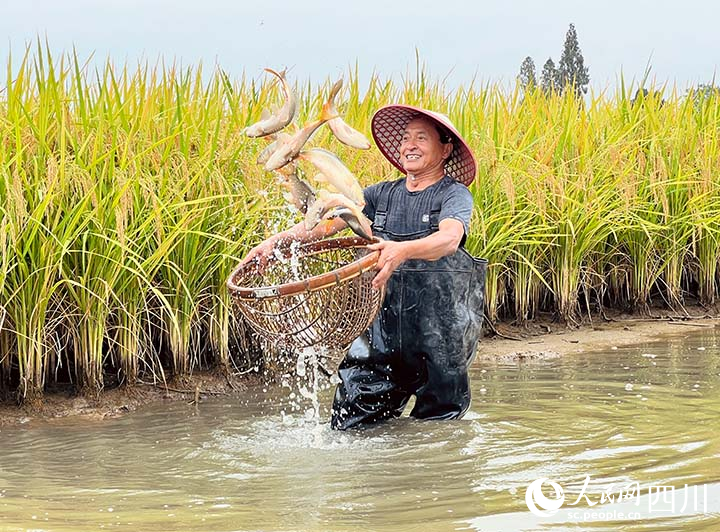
[{"xmin": 227, "ymin": 237, "xmax": 383, "ymax": 350}]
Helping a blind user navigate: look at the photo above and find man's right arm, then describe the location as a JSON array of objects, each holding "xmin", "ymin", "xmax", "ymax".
[
  {"xmin": 240, "ymin": 217, "xmax": 347, "ymax": 267},
  {"xmin": 242, "ymin": 181, "xmax": 381, "ymax": 267}
]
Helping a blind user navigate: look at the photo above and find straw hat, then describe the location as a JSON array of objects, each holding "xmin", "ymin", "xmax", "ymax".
[{"xmin": 371, "ymin": 104, "xmax": 477, "ymax": 186}]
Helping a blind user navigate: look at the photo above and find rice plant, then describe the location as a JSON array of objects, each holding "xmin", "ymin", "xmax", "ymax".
[{"xmin": 1, "ymin": 42, "xmax": 720, "ymax": 400}]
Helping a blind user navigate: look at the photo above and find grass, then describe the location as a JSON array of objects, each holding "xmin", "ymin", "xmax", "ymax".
[{"xmin": 1, "ymin": 43, "xmax": 720, "ymax": 399}]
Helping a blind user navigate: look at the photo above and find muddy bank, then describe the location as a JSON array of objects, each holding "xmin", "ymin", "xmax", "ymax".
[
  {"xmin": 0, "ymin": 371, "xmax": 265, "ymax": 427},
  {"xmin": 477, "ymin": 308, "xmax": 720, "ymax": 361},
  {"xmin": 2, "ymin": 307, "xmax": 719, "ymax": 426}
]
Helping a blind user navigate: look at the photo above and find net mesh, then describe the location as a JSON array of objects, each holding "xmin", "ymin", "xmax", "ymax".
[{"xmin": 228, "ymin": 238, "xmax": 382, "ymax": 350}]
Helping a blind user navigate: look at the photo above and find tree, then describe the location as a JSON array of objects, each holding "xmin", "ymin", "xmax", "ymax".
[
  {"xmin": 687, "ymin": 83, "xmax": 717, "ymax": 112},
  {"xmin": 541, "ymin": 58, "xmax": 557, "ymax": 94},
  {"xmin": 557, "ymin": 23, "xmax": 590, "ymax": 97},
  {"xmin": 518, "ymin": 56, "xmax": 537, "ymax": 92}
]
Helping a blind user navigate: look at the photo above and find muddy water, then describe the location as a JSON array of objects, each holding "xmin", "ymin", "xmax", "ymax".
[{"xmin": 1, "ymin": 332, "xmax": 719, "ymax": 531}]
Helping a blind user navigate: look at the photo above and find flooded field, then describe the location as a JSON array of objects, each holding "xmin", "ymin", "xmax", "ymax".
[{"xmin": 0, "ymin": 331, "xmax": 719, "ymax": 531}]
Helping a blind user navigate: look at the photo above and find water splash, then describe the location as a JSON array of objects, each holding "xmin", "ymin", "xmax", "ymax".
[
  {"xmin": 276, "ymin": 346, "xmax": 336, "ymax": 446},
  {"xmin": 288, "ymin": 240, "xmax": 302, "ymax": 281}
]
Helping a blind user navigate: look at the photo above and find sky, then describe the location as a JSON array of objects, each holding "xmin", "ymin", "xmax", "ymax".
[{"xmin": 1, "ymin": 0, "xmax": 719, "ymax": 94}]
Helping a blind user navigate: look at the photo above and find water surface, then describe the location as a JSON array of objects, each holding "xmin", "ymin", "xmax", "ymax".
[{"xmin": 1, "ymin": 331, "xmax": 719, "ymax": 531}]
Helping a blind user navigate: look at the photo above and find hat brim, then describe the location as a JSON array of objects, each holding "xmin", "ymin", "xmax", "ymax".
[{"xmin": 371, "ymin": 105, "xmax": 476, "ymax": 186}]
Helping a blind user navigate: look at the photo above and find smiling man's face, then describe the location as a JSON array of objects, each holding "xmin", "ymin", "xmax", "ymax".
[{"xmin": 399, "ymin": 117, "xmax": 453, "ymax": 177}]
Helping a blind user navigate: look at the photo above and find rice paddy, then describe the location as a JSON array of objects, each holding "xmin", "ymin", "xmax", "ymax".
[{"xmin": 1, "ymin": 45, "xmax": 719, "ymax": 400}]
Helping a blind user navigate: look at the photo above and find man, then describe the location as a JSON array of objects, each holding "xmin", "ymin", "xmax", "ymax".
[
  {"xmin": 330, "ymin": 105, "xmax": 486, "ymax": 430},
  {"xmin": 242, "ymin": 105, "xmax": 486, "ymax": 430}
]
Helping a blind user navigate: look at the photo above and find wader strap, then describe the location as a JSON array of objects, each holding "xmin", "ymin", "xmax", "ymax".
[
  {"xmin": 371, "ymin": 177, "xmax": 460, "ymax": 240},
  {"xmin": 372, "ymin": 180, "xmax": 404, "ymax": 232}
]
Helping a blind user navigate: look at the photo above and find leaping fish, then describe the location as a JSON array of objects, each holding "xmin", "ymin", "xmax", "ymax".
[
  {"xmin": 277, "ymin": 170, "xmax": 372, "ymax": 240},
  {"xmin": 263, "ymin": 81, "xmax": 341, "ymax": 171},
  {"xmin": 276, "ymin": 167, "xmax": 315, "ymax": 215},
  {"xmin": 298, "ymin": 148, "xmax": 365, "ymax": 207},
  {"xmin": 325, "ymin": 79, "xmax": 371, "ymax": 149},
  {"xmin": 327, "ymin": 116, "xmax": 371, "ymax": 149},
  {"xmin": 256, "ymin": 131, "xmax": 292, "ymax": 165},
  {"xmin": 304, "ymin": 189, "xmax": 372, "ymax": 238},
  {"xmin": 244, "ymin": 68, "xmax": 297, "ymax": 138},
  {"xmin": 328, "ymin": 207, "xmax": 374, "ymax": 240}
]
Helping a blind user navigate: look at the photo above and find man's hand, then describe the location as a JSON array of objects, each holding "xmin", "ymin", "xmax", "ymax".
[
  {"xmin": 367, "ymin": 239, "xmax": 410, "ymax": 289},
  {"xmin": 239, "ymin": 237, "xmax": 282, "ymax": 270},
  {"xmin": 364, "ymin": 219, "xmax": 465, "ymax": 289}
]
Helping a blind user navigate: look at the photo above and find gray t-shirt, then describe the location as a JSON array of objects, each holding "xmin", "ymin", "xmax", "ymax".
[{"xmin": 362, "ymin": 176, "xmax": 473, "ymax": 238}]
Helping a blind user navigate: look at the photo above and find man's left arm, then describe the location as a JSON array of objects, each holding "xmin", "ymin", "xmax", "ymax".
[{"xmin": 367, "ymin": 219, "xmax": 465, "ymax": 288}]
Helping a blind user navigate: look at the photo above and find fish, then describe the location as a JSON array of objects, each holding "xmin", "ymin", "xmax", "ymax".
[
  {"xmin": 322, "ymin": 80, "xmax": 371, "ymax": 149},
  {"xmin": 327, "ymin": 116, "xmax": 371, "ymax": 149},
  {"xmin": 304, "ymin": 189, "xmax": 372, "ymax": 241},
  {"xmin": 243, "ymin": 68, "xmax": 297, "ymax": 138},
  {"xmin": 298, "ymin": 148, "xmax": 365, "ymax": 206},
  {"xmin": 327, "ymin": 207, "xmax": 374, "ymax": 240},
  {"xmin": 263, "ymin": 80, "xmax": 342, "ymax": 171},
  {"xmin": 276, "ymin": 167, "xmax": 316, "ymax": 215},
  {"xmin": 256, "ymin": 131, "xmax": 291, "ymax": 165}
]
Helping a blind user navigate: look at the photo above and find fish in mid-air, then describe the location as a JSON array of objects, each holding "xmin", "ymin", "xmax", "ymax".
[
  {"xmin": 275, "ymin": 170, "xmax": 372, "ymax": 240},
  {"xmin": 304, "ymin": 189, "xmax": 372, "ymax": 237},
  {"xmin": 324, "ymin": 80, "xmax": 371, "ymax": 149},
  {"xmin": 244, "ymin": 68, "xmax": 297, "ymax": 137},
  {"xmin": 330, "ymin": 208, "xmax": 374, "ymax": 240},
  {"xmin": 298, "ymin": 148, "xmax": 365, "ymax": 207},
  {"xmin": 276, "ymin": 167, "xmax": 316, "ymax": 215},
  {"xmin": 327, "ymin": 116, "xmax": 371, "ymax": 149},
  {"xmin": 263, "ymin": 81, "xmax": 342, "ymax": 171}
]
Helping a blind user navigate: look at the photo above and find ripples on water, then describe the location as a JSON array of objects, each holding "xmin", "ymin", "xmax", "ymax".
[{"xmin": 0, "ymin": 331, "xmax": 719, "ymax": 531}]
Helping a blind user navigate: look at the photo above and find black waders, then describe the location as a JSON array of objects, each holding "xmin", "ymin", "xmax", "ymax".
[{"xmin": 331, "ymin": 180, "xmax": 487, "ymax": 430}]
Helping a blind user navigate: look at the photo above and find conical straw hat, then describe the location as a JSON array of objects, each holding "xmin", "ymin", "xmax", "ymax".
[{"xmin": 371, "ymin": 104, "xmax": 476, "ymax": 186}]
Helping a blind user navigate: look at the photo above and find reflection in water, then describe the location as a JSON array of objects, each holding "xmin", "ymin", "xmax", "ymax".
[{"xmin": 0, "ymin": 331, "xmax": 719, "ymax": 531}]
